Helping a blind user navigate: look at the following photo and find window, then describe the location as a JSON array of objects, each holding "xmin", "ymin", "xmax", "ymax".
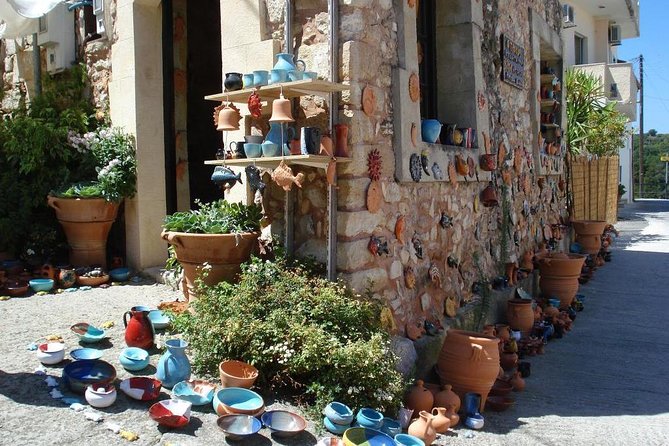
[
  {"xmin": 416, "ymin": 0, "xmax": 437, "ymax": 119},
  {"xmin": 574, "ymin": 34, "xmax": 587, "ymax": 65}
]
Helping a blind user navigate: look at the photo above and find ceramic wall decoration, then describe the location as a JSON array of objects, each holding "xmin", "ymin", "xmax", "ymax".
[
  {"xmin": 272, "ymin": 161, "xmax": 305, "ymax": 191},
  {"xmin": 412, "ymin": 233, "xmax": 423, "ymax": 259},
  {"xmin": 514, "ymin": 146, "xmax": 523, "ymax": 174},
  {"xmin": 480, "ymin": 182, "xmax": 498, "ymax": 207},
  {"xmin": 439, "ymin": 212, "xmax": 453, "ymax": 229},
  {"xmin": 408, "ymin": 0, "xmax": 416, "ymax": 8},
  {"xmin": 480, "ymin": 153, "xmax": 497, "ymax": 171},
  {"xmin": 498, "ymin": 141, "xmax": 507, "ymax": 168},
  {"xmin": 429, "ymin": 263, "xmax": 441, "ymax": 288},
  {"xmin": 420, "ymin": 150, "xmax": 430, "ymax": 176},
  {"xmin": 410, "ymin": 153, "xmax": 422, "ymax": 182},
  {"xmin": 409, "ymin": 72, "xmax": 420, "ymax": 102},
  {"xmin": 411, "ymin": 123, "xmax": 418, "ymax": 147},
  {"xmin": 455, "ymin": 155, "xmax": 468, "ymax": 176},
  {"xmin": 406, "ymin": 322, "xmax": 424, "ymax": 341},
  {"xmin": 362, "ymin": 86, "xmax": 376, "ymax": 116},
  {"xmin": 467, "ymin": 157, "xmax": 477, "ymax": 179},
  {"xmin": 445, "ymin": 296, "xmax": 458, "ymax": 318},
  {"xmin": 395, "ymin": 216, "xmax": 406, "ymax": 244},
  {"xmin": 156, "ymin": 339, "xmax": 191, "ymax": 389},
  {"xmin": 334, "ymin": 124, "xmax": 349, "ymax": 157},
  {"xmin": 501, "ymin": 168, "xmax": 512, "ymax": 186},
  {"xmin": 404, "ymin": 266, "xmax": 416, "ymax": 289},
  {"xmin": 368, "ymin": 236, "xmax": 389, "ymax": 256},
  {"xmin": 224, "ymin": 73, "xmax": 243, "ymax": 92},
  {"xmin": 431, "ymin": 162, "xmax": 444, "ymax": 180},
  {"xmin": 448, "ymin": 162, "xmax": 458, "ymax": 188},
  {"xmin": 367, "ymin": 182, "xmax": 383, "ymax": 213},
  {"xmin": 247, "ymin": 91, "xmax": 262, "ymax": 118},
  {"xmin": 211, "ymin": 166, "xmax": 243, "ymax": 191},
  {"xmin": 367, "ymin": 149, "xmax": 382, "ymax": 181}
]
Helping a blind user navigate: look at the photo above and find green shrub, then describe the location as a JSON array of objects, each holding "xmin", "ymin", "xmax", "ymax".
[
  {"xmin": 163, "ymin": 199, "xmax": 262, "ymax": 234},
  {"xmin": 171, "ymin": 257, "xmax": 405, "ymax": 416}
]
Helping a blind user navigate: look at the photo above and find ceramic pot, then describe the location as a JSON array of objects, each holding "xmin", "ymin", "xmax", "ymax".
[
  {"xmin": 408, "ymin": 411, "xmax": 437, "ymax": 445},
  {"xmin": 506, "ymin": 299, "xmax": 534, "ymax": 335},
  {"xmin": 500, "ymin": 352, "xmax": 518, "ymax": 371},
  {"xmin": 405, "ymin": 380, "xmax": 434, "ymax": 417},
  {"xmin": 334, "ymin": 124, "xmax": 349, "ymax": 157},
  {"xmin": 224, "ymin": 73, "xmax": 243, "ymax": 92},
  {"xmin": 156, "ymin": 339, "xmax": 191, "ymax": 389},
  {"xmin": 496, "ymin": 324, "xmax": 511, "ymax": 343},
  {"xmin": 430, "ymin": 408, "xmax": 451, "ymax": 434},
  {"xmin": 421, "ymin": 119, "xmax": 442, "ymax": 144},
  {"xmin": 480, "ymin": 153, "xmax": 497, "ymax": 171},
  {"xmin": 537, "ymin": 254, "xmax": 586, "ymax": 308},
  {"xmin": 480, "ymin": 182, "xmax": 498, "ymax": 207},
  {"xmin": 58, "ymin": 268, "xmax": 77, "ymax": 288},
  {"xmin": 444, "ymin": 404, "xmax": 459, "ymax": 428},
  {"xmin": 265, "ymin": 122, "xmax": 295, "ymax": 152},
  {"xmin": 85, "ymin": 384, "xmax": 117, "ymax": 408},
  {"xmin": 433, "ymin": 384, "xmax": 460, "ymax": 413},
  {"xmin": 253, "ymin": 70, "xmax": 269, "ymax": 87},
  {"xmin": 123, "ymin": 307, "xmax": 155, "ymax": 349},
  {"xmin": 510, "ymin": 371, "xmax": 525, "ymax": 391},
  {"xmin": 436, "ymin": 329, "xmax": 500, "ymax": 412},
  {"xmin": 572, "ymin": 220, "xmax": 607, "ymax": 255}
]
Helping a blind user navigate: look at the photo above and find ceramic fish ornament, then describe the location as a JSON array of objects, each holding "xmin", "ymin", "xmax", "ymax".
[
  {"xmin": 272, "ymin": 160, "xmax": 305, "ymax": 191},
  {"xmin": 245, "ymin": 165, "xmax": 265, "ymax": 194},
  {"xmin": 412, "ymin": 232, "xmax": 423, "ymax": 259},
  {"xmin": 395, "ymin": 215, "xmax": 406, "ymax": 244},
  {"xmin": 409, "ymin": 153, "xmax": 422, "ymax": 182},
  {"xmin": 368, "ymin": 236, "xmax": 389, "ymax": 256},
  {"xmin": 421, "ymin": 150, "xmax": 430, "ymax": 176},
  {"xmin": 211, "ymin": 166, "xmax": 242, "ymax": 190},
  {"xmin": 447, "ymin": 256, "xmax": 459, "ymax": 269},
  {"xmin": 448, "ymin": 162, "xmax": 458, "ymax": 189},
  {"xmin": 431, "ymin": 162, "xmax": 444, "ymax": 180},
  {"xmin": 439, "ymin": 212, "xmax": 453, "ymax": 229}
]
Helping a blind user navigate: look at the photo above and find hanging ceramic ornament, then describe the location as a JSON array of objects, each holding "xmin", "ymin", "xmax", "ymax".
[
  {"xmin": 367, "ymin": 149, "xmax": 383, "ymax": 213},
  {"xmin": 409, "ymin": 72, "xmax": 420, "ymax": 102},
  {"xmin": 269, "ymin": 90, "xmax": 295, "ymax": 123},
  {"xmin": 248, "ymin": 90, "xmax": 262, "ymax": 118},
  {"xmin": 217, "ymin": 103, "xmax": 241, "ymax": 131},
  {"xmin": 410, "ymin": 153, "xmax": 422, "ymax": 182},
  {"xmin": 448, "ymin": 161, "xmax": 458, "ymax": 189},
  {"xmin": 445, "ymin": 296, "xmax": 458, "ymax": 318},
  {"xmin": 362, "ymin": 86, "xmax": 376, "ymax": 116},
  {"xmin": 272, "ymin": 160, "xmax": 304, "ymax": 191},
  {"xmin": 395, "ymin": 215, "xmax": 406, "ymax": 244}
]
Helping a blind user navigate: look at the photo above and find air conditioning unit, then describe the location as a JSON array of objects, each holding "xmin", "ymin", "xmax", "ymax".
[
  {"xmin": 563, "ymin": 4, "xmax": 575, "ymax": 27},
  {"xmin": 37, "ymin": 4, "xmax": 76, "ymax": 74},
  {"xmin": 609, "ymin": 24, "xmax": 621, "ymax": 46},
  {"xmin": 93, "ymin": 0, "xmax": 105, "ymax": 34}
]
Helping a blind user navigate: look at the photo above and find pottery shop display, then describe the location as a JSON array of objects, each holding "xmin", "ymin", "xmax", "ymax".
[
  {"xmin": 408, "ymin": 411, "xmax": 437, "ymax": 445},
  {"xmin": 120, "ymin": 377, "xmax": 162, "ymax": 401},
  {"xmin": 147, "ymin": 309, "xmax": 171, "ymax": 330},
  {"xmin": 381, "ymin": 418, "xmax": 402, "ymax": 437},
  {"xmin": 212, "ymin": 387, "xmax": 265, "ymax": 416},
  {"xmin": 324, "ymin": 401, "xmax": 354, "ymax": 426},
  {"xmin": 342, "ymin": 427, "xmax": 395, "ymax": 446},
  {"xmin": 156, "ymin": 339, "xmax": 191, "ymax": 389},
  {"xmin": 405, "ymin": 380, "xmax": 434, "ymax": 416},
  {"xmin": 480, "ymin": 182, "xmax": 498, "ymax": 207},
  {"xmin": 70, "ymin": 322, "xmax": 106, "ymax": 343},
  {"xmin": 224, "ymin": 72, "xmax": 243, "ymax": 92},
  {"xmin": 437, "ymin": 329, "xmax": 500, "ymax": 411},
  {"xmin": 173, "ymin": 379, "xmax": 216, "ymax": 406},
  {"xmin": 118, "ymin": 347, "xmax": 150, "ymax": 371},
  {"xmin": 506, "ymin": 298, "xmax": 534, "ymax": 334},
  {"xmin": 324, "ymin": 416, "xmax": 350, "ymax": 435},
  {"xmin": 217, "ymin": 104, "xmax": 241, "ymax": 131},
  {"xmin": 219, "ymin": 359, "xmax": 259, "ymax": 388},
  {"xmin": 270, "ymin": 69, "xmax": 288, "ymax": 84},
  {"xmin": 70, "ymin": 348, "xmax": 103, "ymax": 361},
  {"xmin": 149, "ymin": 399, "xmax": 192, "ymax": 428},
  {"xmin": 572, "ymin": 220, "xmax": 607, "ymax": 255},
  {"xmin": 253, "ymin": 70, "xmax": 269, "ymax": 87},
  {"xmin": 123, "ymin": 306, "xmax": 155, "ymax": 349},
  {"xmin": 356, "ymin": 408, "xmax": 383, "ymax": 429},
  {"xmin": 537, "ymin": 253, "xmax": 587, "ymax": 309},
  {"xmin": 433, "ymin": 384, "xmax": 461, "ymax": 413},
  {"xmin": 85, "ymin": 384, "xmax": 117, "ymax": 408},
  {"xmin": 273, "ymin": 53, "xmax": 306, "ymax": 72}
]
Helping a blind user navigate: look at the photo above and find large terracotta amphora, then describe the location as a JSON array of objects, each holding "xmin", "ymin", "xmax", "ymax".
[
  {"xmin": 572, "ymin": 220, "xmax": 607, "ymax": 255},
  {"xmin": 123, "ymin": 306, "xmax": 155, "ymax": 349},
  {"xmin": 408, "ymin": 411, "xmax": 437, "ymax": 445},
  {"xmin": 537, "ymin": 253, "xmax": 586, "ymax": 309},
  {"xmin": 437, "ymin": 329, "xmax": 500, "ymax": 412},
  {"xmin": 506, "ymin": 298, "xmax": 534, "ymax": 335}
]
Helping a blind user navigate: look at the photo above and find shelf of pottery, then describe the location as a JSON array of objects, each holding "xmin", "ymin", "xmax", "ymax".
[{"xmin": 538, "ymin": 65, "xmax": 564, "ymax": 175}]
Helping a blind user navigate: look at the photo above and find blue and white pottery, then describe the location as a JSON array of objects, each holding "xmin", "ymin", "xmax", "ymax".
[
  {"xmin": 323, "ymin": 401, "xmax": 354, "ymax": 425},
  {"xmin": 394, "ymin": 433, "xmax": 425, "ymax": 446},
  {"xmin": 148, "ymin": 310, "xmax": 171, "ymax": 330},
  {"xmin": 380, "ymin": 417, "xmax": 401, "ymax": 437},
  {"xmin": 273, "ymin": 53, "xmax": 306, "ymax": 72},
  {"xmin": 421, "ymin": 119, "xmax": 442, "ymax": 143},
  {"xmin": 212, "ymin": 387, "xmax": 265, "ymax": 416},
  {"xmin": 156, "ymin": 339, "xmax": 191, "ymax": 389},
  {"xmin": 217, "ymin": 414, "xmax": 262, "ymax": 440},
  {"xmin": 288, "ymin": 70, "xmax": 303, "ymax": 81},
  {"xmin": 465, "ymin": 414, "xmax": 485, "ymax": 430},
  {"xmin": 261, "ymin": 410, "xmax": 306, "ymax": 437},
  {"xmin": 244, "ymin": 143, "xmax": 263, "ymax": 158},
  {"xmin": 261, "ymin": 142, "xmax": 281, "ymax": 157},
  {"xmin": 173, "ymin": 380, "xmax": 216, "ymax": 406},
  {"xmin": 70, "ymin": 348, "xmax": 103, "ymax": 361},
  {"xmin": 324, "ymin": 416, "xmax": 349, "ymax": 435},
  {"xmin": 303, "ymin": 71, "xmax": 318, "ymax": 80},
  {"xmin": 29, "ymin": 278, "xmax": 54, "ymax": 292},
  {"xmin": 119, "ymin": 347, "xmax": 150, "ymax": 371},
  {"xmin": 356, "ymin": 408, "xmax": 383, "ymax": 429}
]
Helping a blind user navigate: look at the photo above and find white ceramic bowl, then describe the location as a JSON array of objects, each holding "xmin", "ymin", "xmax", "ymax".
[
  {"xmin": 36, "ymin": 342, "xmax": 66, "ymax": 365},
  {"xmin": 85, "ymin": 384, "xmax": 117, "ymax": 408}
]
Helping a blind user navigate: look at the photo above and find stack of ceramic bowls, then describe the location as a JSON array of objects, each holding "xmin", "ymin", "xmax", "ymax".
[{"xmin": 323, "ymin": 401, "xmax": 354, "ymax": 435}]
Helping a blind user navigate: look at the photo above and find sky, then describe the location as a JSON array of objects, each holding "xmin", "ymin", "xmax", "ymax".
[{"xmin": 617, "ymin": 1, "xmax": 667, "ymax": 133}]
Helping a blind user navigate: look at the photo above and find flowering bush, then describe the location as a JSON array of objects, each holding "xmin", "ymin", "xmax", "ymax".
[
  {"xmin": 171, "ymin": 256, "xmax": 405, "ymax": 417},
  {"xmin": 54, "ymin": 127, "xmax": 137, "ymax": 202}
]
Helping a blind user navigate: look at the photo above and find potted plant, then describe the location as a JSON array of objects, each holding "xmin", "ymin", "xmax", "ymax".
[
  {"xmin": 47, "ymin": 127, "xmax": 137, "ymax": 268},
  {"xmin": 161, "ymin": 200, "xmax": 262, "ymax": 301}
]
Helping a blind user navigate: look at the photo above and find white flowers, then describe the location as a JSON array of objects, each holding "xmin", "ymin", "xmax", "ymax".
[
  {"xmin": 97, "ymin": 158, "xmax": 121, "ymax": 180},
  {"xmin": 266, "ymin": 341, "xmax": 295, "ymax": 365}
]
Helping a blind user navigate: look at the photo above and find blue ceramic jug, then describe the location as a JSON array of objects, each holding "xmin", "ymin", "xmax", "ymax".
[
  {"xmin": 265, "ymin": 123, "xmax": 296, "ymax": 152},
  {"xmin": 156, "ymin": 339, "xmax": 191, "ymax": 389},
  {"xmin": 273, "ymin": 53, "xmax": 306, "ymax": 72}
]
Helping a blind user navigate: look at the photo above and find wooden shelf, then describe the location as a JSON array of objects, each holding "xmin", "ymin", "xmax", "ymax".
[
  {"xmin": 205, "ymin": 80, "xmax": 349, "ymax": 103},
  {"xmin": 204, "ymin": 154, "xmax": 351, "ymax": 170},
  {"xmin": 541, "ymin": 123, "xmax": 560, "ymax": 129}
]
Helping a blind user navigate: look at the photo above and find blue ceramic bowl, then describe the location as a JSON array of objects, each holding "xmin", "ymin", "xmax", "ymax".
[
  {"xmin": 173, "ymin": 380, "xmax": 216, "ymax": 406},
  {"xmin": 465, "ymin": 413, "xmax": 485, "ymax": 430},
  {"xmin": 324, "ymin": 401, "xmax": 354, "ymax": 425},
  {"xmin": 70, "ymin": 348, "xmax": 103, "ymax": 361},
  {"xmin": 548, "ymin": 298, "xmax": 561, "ymax": 308},
  {"xmin": 261, "ymin": 410, "xmax": 306, "ymax": 437},
  {"xmin": 244, "ymin": 143, "xmax": 262, "ymax": 159},
  {"xmin": 148, "ymin": 310, "xmax": 171, "ymax": 330},
  {"xmin": 62, "ymin": 359, "xmax": 117, "ymax": 394},
  {"xmin": 421, "ymin": 119, "xmax": 442, "ymax": 143},
  {"xmin": 109, "ymin": 267, "xmax": 130, "ymax": 282},
  {"xmin": 261, "ymin": 143, "xmax": 280, "ymax": 157},
  {"xmin": 70, "ymin": 323, "xmax": 106, "ymax": 343},
  {"xmin": 380, "ymin": 417, "xmax": 401, "ymax": 437},
  {"xmin": 216, "ymin": 414, "xmax": 262, "ymax": 440},
  {"xmin": 29, "ymin": 278, "xmax": 54, "ymax": 292},
  {"xmin": 394, "ymin": 433, "xmax": 426, "ymax": 446},
  {"xmin": 343, "ymin": 427, "xmax": 395, "ymax": 446},
  {"xmin": 356, "ymin": 408, "xmax": 384, "ymax": 429},
  {"xmin": 212, "ymin": 387, "xmax": 264, "ymax": 416},
  {"xmin": 324, "ymin": 416, "xmax": 349, "ymax": 435},
  {"xmin": 119, "ymin": 347, "xmax": 150, "ymax": 371},
  {"xmin": 575, "ymin": 294, "xmax": 586, "ymax": 303}
]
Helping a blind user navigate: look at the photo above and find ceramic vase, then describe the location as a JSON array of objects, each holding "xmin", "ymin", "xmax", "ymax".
[
  {"xmin": 430, "ymin": 407, "xmax": 451, "ymax": 433},
  {"xmin": 123, "ymin": 307, "xmax": 155, "ymax": 349},
  {"xmin": 433, "ymin": 384, "xmax": 460, "ymax": 413},
  {"xmin": 444, "ymin": 404, "xmax": 460, "ymax": 427},
  {"xmin": 408, "ymin": 411, "xmax": 437, "ymax": 445},
  {"xmin": 156, "ymin": 339, "xmax": 191, "ymax": 389},
  {"xmin": 405, "ymin": 380, "xmax": 434, "ymax": 417},
  {"xmin": 506, "ymin": 299, "xmax": 534, "ymax": 335},
  {"xmin": 571, "ymin": 220, "xmax": 607, "ymax": 255},
  {"xmin": 421, "ymin": 119, "xmax": 442, "ymax": 143},
  {"xmin": 334, "ymin": 124, "xmax": 349, "ymax": 157},
  {"xmin": 537, "ymin": 254, "xmax": 586, "ymax": 309},
  {"xmin": 58, "ymin": 268, "xmax": 77, "ymax": 288}
]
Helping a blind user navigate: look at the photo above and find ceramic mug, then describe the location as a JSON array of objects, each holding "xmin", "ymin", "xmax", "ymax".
[
  {"xmin": 229, "ymin": 141, "xmax": 246, "ymax": 159},
  {"xmin": 303, "ymin": 71, "xmax": 318, "ymax": 80},
  {"xmin": 244, "ymin": 143, "xmax": 262, "ymax": 158},
  {"xmin": 261, "ymin": 142, "xmax": 280, "ymax": 157},
  {"xmin": 300, "ymin": 127, "xmax": 322, "ymax": 155},
  {"xmin": 270, "ymin": 69, "xmax": 288, "ymax": 84},
  {"xmin": 242, "ymin": 74, "xmax": 254, "ymax": 89},
  {"xmin": 253, "ymin": 70, "xmax": 269, "ymax": 87},
  {"xmin": 288, "ymin": 70, "xmax": 303, "ymax": 81}
]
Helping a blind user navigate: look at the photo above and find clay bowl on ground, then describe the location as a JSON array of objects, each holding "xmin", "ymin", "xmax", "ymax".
[
  {"xmin": 212, "ymin": 387, "xmax": 264, "ymax": 416},
  {"xmin": 36, "ymin": 342, "xmax": 66, "ymax": 365},
  {"xmin": 29, "ymin": 278, "xmax": 54, "ymax": 292},
  {"xmin": 342, "ymin": 427, "xmax": 395, "ymax": 446},
  {"xmin": 173, "ymin": 379, "xmax": 216, "ymax": 406},
  {"xmin": 394, "ymin": 433, "xmax": 426, "ymax": 446},
  {"xmin": 76, "ymin": 274, "xmax": 109, "ymax": 287},
  {"xmin": 355, "ymin": 408, "xmax": 384, "ymax": 429},
  {"xmin": 490, "ymin": 379, "xmax": 513, "ymax": 396},
  {"xmin": 118, "ymin": 347, "xmax": 150, "ymax": 371},
  {"xmin": 109, "ymin": 267, "xmax": 130, "ymax": 282},
  {"xmin": 485, "ymin": 395, "xmax": 515, "ymax": 412},
  {"xmin": 70, "ymin": 322, "xmax": 106, "ymax": 343},
  {"xmin": 261, "ymin": 410, "xmax": 307, "ymax": 437},
  {"xmin": 3, "ymin": 280, "xmax": 29, "ymax": 297},
  {"xmin": 70, "ymin": 348, "xmax": 103, "ymax": 361},
  {"xmin": 148, "ymin": 309, "xmax": 171, "ymax": 330},
  {"xmin": 120, "ymin": 377, "xmax": 162, "ymax": 401},
  {"xmin": 324, "ymin": 416, "xmax": 349, "ymax": 435},
  {"xmin": 61, "ymin": 359, "xmax": 117, "ymax": 394},
  {"xmin": 85, "ymin": 384, "xmax": 117, "ymax": 408},
  {"xmin": 219, "ymin": 359, "xmax": 259, "ymax": 388},
  {"xmin": 149, "ymin": 399, "xmax": 192, "ymax": 428},
  {"xmin": 216, "ymin": 414, "xmax": 262, "ymax": 440},
  {"xmin": 323, "ymin": 401, "xmax": 354, "ymax": 425}
]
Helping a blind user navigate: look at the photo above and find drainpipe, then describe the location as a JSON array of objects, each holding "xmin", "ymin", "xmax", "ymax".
[
  {"xmin": 162, "ymin": 0, "xmax": 177, "ymax": 214},
  {"xmin": 284, "ymin": 0, "xmax": 292, "ymax": 54},
  {"xmin": 284, "ymin": 0, "xmax": 295, "ymax": 257},
  {"xmin": 32, "ymin": 33, "xmax": 41, "ymax": 96},
  {"xmin": 326, "ymin": 0, "xmax": 338, "ymax": 281}
]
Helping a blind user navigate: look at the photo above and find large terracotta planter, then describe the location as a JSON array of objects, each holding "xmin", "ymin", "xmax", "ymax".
[
  {"xmin": 537, "ymin": 253, "xmax": 586, "ymax": 309},
  {"xmin": 506, "ymin": 299, "xmax": 534, "ymax": 335},
  {"xmin": 47, "ymin": 196, "xmax": 119, "ymax": 268},
  {"xmin": 572, "ymin": 220, "xmax": 607, "ymax": 255},
  {"xmin": 161, "ymin": 230, "xmax": 259, "ymax": 300},
  {"xmin": 436, "ymin": 329, "xmax": 500, "ymax": 412}
]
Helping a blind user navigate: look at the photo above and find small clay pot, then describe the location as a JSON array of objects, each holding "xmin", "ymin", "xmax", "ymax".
[
  {"xmin": 431, "ymin": 407, "xmax": 451, "ymax": 433},
  {"xmin": 481, "ymin": 182, "xmax": 498, "ymax": 207},
  {"xmin": 433, "ymin": 384, "xmax": 461, "ymax": 413},
  {"xmin": 405, "ymin": 380, "xmax": 434, "ymax": 415},
  {"xmin": 224, "ymin": 73, "xmax": 243, "ymax": 92},
  {"xmin": 510, "ymin": 371, "xmax": 525, "ymax": 391},
  {"xmin": 480, "ymin": 153, "xmax": 497, "ymax": 171}
]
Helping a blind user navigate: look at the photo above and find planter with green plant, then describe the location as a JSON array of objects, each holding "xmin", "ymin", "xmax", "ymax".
[
  {"xmin": 161, "ymin": 199, "xmax": 262, "ymax": 300},
  {"xmin": 47, "ymin": 127, "xmax": 137, "ymax": 268}
]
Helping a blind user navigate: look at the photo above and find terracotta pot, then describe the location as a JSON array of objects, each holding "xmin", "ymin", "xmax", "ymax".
[
  {"xmin": 510, "ymin": 371, "xmax": 526, "ymax": 391},
  {"xmin": 219, "ymin": 360, "xmax": 259, "ymax": 388},
  {"xmin": 161, "ymin": 231, "xmax": 259, "ymax": 301},
  {"xmin": 437, "ymin": 329, "xmax": 500, "ymax": 412},
  {"xmin": 408, "ymin": 411, "xmax": 437, "ymax": 445},
  {"xmin": 500, "ymin": 351, "xmax": 518, "ymax": 371},
  {"xmin": 444, "ymin": 404, "xmax": 460, "ymax": 427},
  {"xmin": 572, "ymin": 220, "xmax": 607, "ymax": 255},
  {"xmin": 506, "ymin": 299, "xmax": 534, "ymax": 334},
  {"xmin": 537, "ymin": 254, "xmax": 586, "ymax": 308},
  {"xmin": 480, "ymin": 153, "xmax": 497, "ymax": 171},
  {"xmin": 495, "ymin": 324, "xmax": 511, "ymax": 343},
  {"xmin": 431, "ymin": 407, "xmax": 451, "ymax": 433},
  {"xmin": 47, "ymin": 196, "xmax": 119, "ymax": 268},
  {"xmin": 480, "ymin": 182, "xmax": 498, "ymax": 207},
  {"xmin": 433, "ymin": 384, "xmax": 460, "ymax": 413},
  {"xmin": 405, "ymin": 380, "xmax": 434, "ymax": 417}
]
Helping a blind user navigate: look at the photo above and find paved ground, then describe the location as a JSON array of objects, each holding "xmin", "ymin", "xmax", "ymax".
[{"xmin": 1, "ymin": 200, "xmax": 668, "ymax": 445}]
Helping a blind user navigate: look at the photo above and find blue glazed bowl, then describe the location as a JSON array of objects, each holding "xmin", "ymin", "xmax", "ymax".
[
  {"xmin": 109, "ymin": 267, "xmax": 130, "ymax": 282},
  {"xmin": 212, "ymin": 387, "xmax": 264, "ymax": 416},
  {"xmin": 217, "ymin": 414, "xmax": 262, "ymax": 440},
  {"xmin": 119, "ymin": 347, "xmax": 150, "ymax": 371},
  {"xmin": 394, "ymin": 433, "xmax": 426, "ymax": 446},
  {"xmin": 381, "ymin": 417, "xmax": 401, "ymax": 437},
  {"xmin": 465, "ymin": 413, "xmax": 485, "ymax": 430},
  {"xmin": 261, "ymin": 410, "xmax": 306, "ymax": 437},
  {"xmin": 29, "ymin": 278, "xmax": 54, "ymax": 292},
  {"xmin": 173, "ymin": 380, "xmax": 216, "ymax": 406},
  {"xmin": 324, "ymin": 401, "xmax": 354, "ymax": 425},
  {"xmin": 244, "ymin": 143, "xmax": 262, "ymax": 159},
  {"xmin": 548, "ymin": 298, "xmax": 561, "ymax": 308},
  {"xmin": 261, "ymin": 142, "xmax": 280, "ymax": 157},
  {"xmin": 70, "ymin": 348, "xmax": 103, "ymax": 361},
  {"xmin": 356, "ymin": 408, "xmax": 384, "ymax": 429},
  {"xmin": 148, "ymin": 310, "xmax": 171, "ymax": 330},
  {"xmin": 421, "ymin": 119, "xmax": 442, "ymax": 143},
  {"xmin": 70, "ymin": 322, "xmax": 106, "ymax": 344},
  {"xmin": 343, "ymin": 427, "xmax": 395, "ymax": 446},
  {"xmin": 62, "ymin": 359, "xmax": 117, "ymax": 394},
  {"xmin": 324, "ymin": 416, "xmax": 350, "ymax": 435}
]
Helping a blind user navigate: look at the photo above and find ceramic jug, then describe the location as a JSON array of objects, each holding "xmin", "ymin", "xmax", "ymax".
[
  {"xmin": 156, "ymin": 339, "xmax": 191, "ymax": 389},
  {"xmin": 431, "ymin": 407, "xmax": 451, "ymax": 433},
  {"xmin": 273, "ymin": 53, "xmax": 306, "ymax": 72},
  {"xmin": 265, "ymin": 122, "xmax": 295, "ymax": 151},
  {"xmin": 408, "ymin": 411, "xmax": 437, "ymax": 445},
  {"xmin": 123, "ymin": 306, "xmax": 155, "ymax": 349}
]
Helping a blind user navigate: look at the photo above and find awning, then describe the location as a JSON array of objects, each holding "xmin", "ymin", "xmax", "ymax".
[{"xmin": 0, "ymin": 0, "xmax": 64, "ymax": 39}]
